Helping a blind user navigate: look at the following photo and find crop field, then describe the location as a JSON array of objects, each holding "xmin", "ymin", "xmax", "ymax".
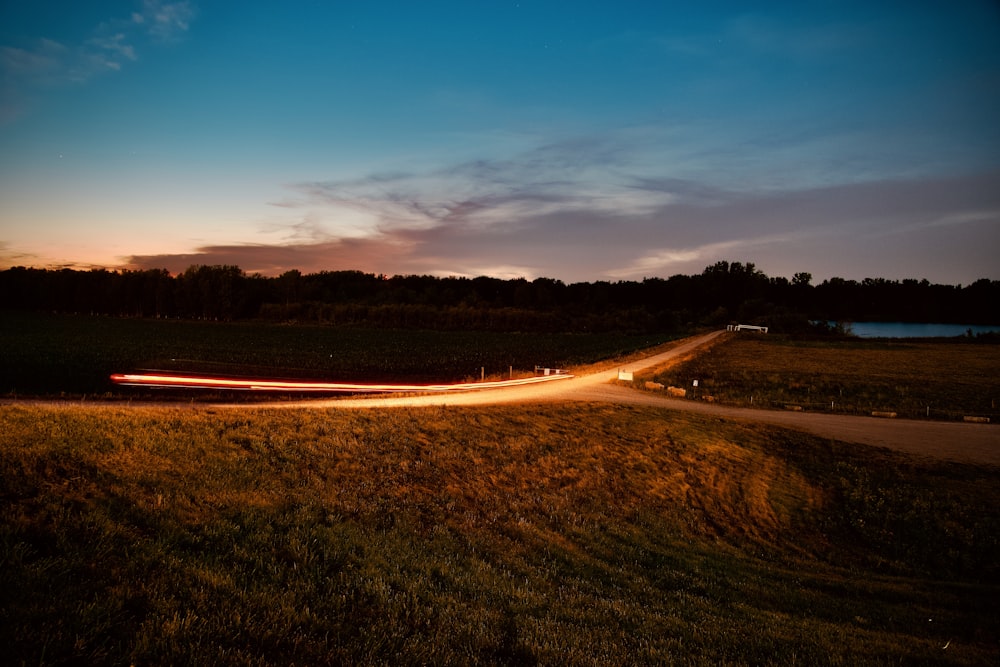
[
  {"xmin": 0, "ymin": 311, "xmax": 677, "ymax": 397},
  {"xmin": 2, "ymin": 401, "xmax": 998, "ymax": 665},
  {"xmin": 646, "ymin": 334, "xmax": 1000, "ymax": 422}
]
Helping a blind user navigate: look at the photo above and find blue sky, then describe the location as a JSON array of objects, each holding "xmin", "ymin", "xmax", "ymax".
[{"xmin": 2, "ymin": 1, "xmax": 998, "ymax": 283}]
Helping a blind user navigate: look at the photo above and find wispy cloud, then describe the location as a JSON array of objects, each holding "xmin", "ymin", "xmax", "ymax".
[
  {"xmin": 1, "ymin": 39, "xmax": 64, "ymax": 121},
  {"xmin": 87, "ymin": 33, "xmax": 138, "ymax": 66},
  {"xmin": 606, "ymin": 238, "xmax": 775, "ymax": 279},
  {"xmin": 124, "ymin": 119, "xmax": 1000, "ymax": 286},
  {"xmin": 604, "ymin": 171, "xmax": 1000, "ymax": 281},
  {"xmin": 1, "ymin": 2, "xmax": 196, "ymax": 122},
  {"xmin": 726, "ymin": 13, "xmax": 871, "ymax": 59},
  {"xmin": 0, "ymin": 241, "xmax": 39, "ymax": 267},
  {"xmin": 127, "ymin": 235, "xmax": 417, "ymax": 278},
  {"xmin": 281, "ymin": 134, "xmax": 682, "ymax": 240},
  {"xmin": 132, "ymin": 1, "xmax": 197, "ymax": 42}
]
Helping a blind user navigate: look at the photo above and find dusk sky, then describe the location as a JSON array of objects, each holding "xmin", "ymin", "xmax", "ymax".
[{"xmin": 2, "ymin": 1, "xmax": 998, "ymax": 284}]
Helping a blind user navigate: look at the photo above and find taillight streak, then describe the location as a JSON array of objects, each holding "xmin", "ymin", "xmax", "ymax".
[{"xmin": 109, "ymin": 372, "xmax": 573, "ymax": 393}]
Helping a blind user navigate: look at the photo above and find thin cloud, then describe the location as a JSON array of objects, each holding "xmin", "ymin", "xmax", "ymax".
[
  {"xmin": 126, "ymin": 236, "xmax": 416, "ymax": 277},
  {"xmin": 0, "ymin": 2, "xmax": 197, "ymax": 122},
  {"xmin": 124, "ymin": 117, "xmax": 1000, "ymax": 284},
  {"xmin": 870, "ymin": 208, "xmax": 1000, "ymax": 239},
  {"xmin": 284, "ymin": 133, "xmax": 679, "ymax": 240},
  {"xmin": 606, "ymin": 232, "xmax": 823, "ymax": 280},
  {"xmin": 607, "ymin": 240, "xmax": 752, "ymax": 279},
  {"xmin": 0, "ymin": 241, "xmax": 110, "ymax": 272},
  {"xmin": 0, "ymin": 241, "xmax": 40, "ymax": 267},
  {"xmin": 87, "ymin": 33, "xmax": 138, "ymax": 64},
  {"xmin": 1, "ymin": 38, "xmax": 67, "ymax": 78},
  {"xmin": 133, "ymin": 1, "xmax": 197, "ymax": 42},
  {"xmin": 1, "ymin": 39, "xmax": 70, "ymax": 93},
  {"xmin": 0, "ymin": 39, "xmax": 64, "ymax": 120},
  {"xmin": 120, "ymin": 169, "xmax": 998, "ymax": 285},
  {"xmin": 605, "ymin": 171, "xmax": 1000, "ymax": 281},
  {"xmin": 726, "ymin": 13, "xmax": 870, "ymax": 58}
]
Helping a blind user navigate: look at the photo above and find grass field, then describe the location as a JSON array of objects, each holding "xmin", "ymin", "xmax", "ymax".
[
  {"xmin": 645, "ymin": 334, "xmax": 1000, "ymax": 422},
  {"xmin": 2, "ymin": 402, "xmax": 997, "ymax": 665},
  {"xmin": 0, "ymin": 311, "xmax": 677, "ymax": 397}
]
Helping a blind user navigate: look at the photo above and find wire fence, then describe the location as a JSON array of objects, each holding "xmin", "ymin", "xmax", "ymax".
[
  {"xmin": 730, "ymin": 397, "xmax": 996, "ymax": 422},
  {"xmin": 641, "ymin": 383, "xmax": 997, "ymax": 423}
]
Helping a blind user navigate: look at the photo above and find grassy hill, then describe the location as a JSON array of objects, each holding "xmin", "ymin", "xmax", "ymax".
[{"xmin": 2, "ymin": 402, "xmax": 997, "ymax": 665}]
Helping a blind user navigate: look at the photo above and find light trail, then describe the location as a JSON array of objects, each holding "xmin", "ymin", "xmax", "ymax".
[{"xmin": 109, "ymin": 372, "xmax": 574, "ymax": 393}]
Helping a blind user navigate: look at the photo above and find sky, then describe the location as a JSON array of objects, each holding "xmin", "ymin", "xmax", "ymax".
[{"xmin": 1, "ymin": 1, "xmax": 999, "ymax": 285}]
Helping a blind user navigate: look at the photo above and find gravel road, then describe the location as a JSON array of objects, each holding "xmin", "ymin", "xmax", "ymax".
[{"xmin": 257, "ymin": 330, "xmax": 1000, "ymax": 466}]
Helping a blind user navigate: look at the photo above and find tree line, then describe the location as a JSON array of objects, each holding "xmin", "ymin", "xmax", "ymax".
[{"xmin": 1, "ymin": 261, "xmax": 997, "ymax": 333}]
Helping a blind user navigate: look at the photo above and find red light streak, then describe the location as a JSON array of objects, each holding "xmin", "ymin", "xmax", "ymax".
[{"xmin": 109, "ymin": 372, "xmax": 573, "ymax": 393}]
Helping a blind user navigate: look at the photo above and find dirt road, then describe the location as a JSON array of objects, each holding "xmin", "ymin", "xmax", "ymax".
[{"xmin": 256, "ymin": 330, "xmax": 999, "ymax": 466}]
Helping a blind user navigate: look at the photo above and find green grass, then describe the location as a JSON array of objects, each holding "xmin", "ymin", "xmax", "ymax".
[
  {"xmin": 2, "ymin": 402, "xmax": 997, "ymax": 665},
  {"xmin": 0, "ymin": 310, "xmax": 677, "ymax": 397},
  {"xmin": 645, "ymin": 333, "xmax": 1000, "ymax": 421}
]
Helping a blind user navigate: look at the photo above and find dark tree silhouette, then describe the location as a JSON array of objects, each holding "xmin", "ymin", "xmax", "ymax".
[{"xmin": 2, "ymin": 263, "xmax": 997, "ymax": 333}]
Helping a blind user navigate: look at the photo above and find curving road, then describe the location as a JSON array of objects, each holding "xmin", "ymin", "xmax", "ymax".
[{"xmin": 242, "ymin": 330, "xmax": 1000, "ymax": 466}]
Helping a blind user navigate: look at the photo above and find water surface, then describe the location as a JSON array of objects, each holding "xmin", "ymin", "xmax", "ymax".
[{"xmin": 840, "ymin": 322, "xmax": 1000, "ymax": 338}]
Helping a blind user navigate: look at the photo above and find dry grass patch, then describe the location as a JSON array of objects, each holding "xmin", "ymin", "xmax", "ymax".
[{"xmin": 648, "ymin": 334, "xmax": 1000, "ymax": 420}]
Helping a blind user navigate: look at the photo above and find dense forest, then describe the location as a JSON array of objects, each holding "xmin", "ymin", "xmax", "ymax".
[{"xmin": 1, "ymin": 262, "xmax": 998, "ymax": 333}]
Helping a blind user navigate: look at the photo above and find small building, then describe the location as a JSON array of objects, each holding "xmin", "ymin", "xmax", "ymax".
[{"xmin": 727, "ymin": 324, "xmax": 768, "ymax": 333}]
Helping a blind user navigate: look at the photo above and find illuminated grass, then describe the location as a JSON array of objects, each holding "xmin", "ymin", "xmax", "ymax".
[{"xmin": 1, "ymin": 403, "xmax": 997, "ymax": 665}]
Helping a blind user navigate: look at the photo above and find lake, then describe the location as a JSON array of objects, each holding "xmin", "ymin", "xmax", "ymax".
[{"xmin": 836, "ymin": 322, "xmax": 1000, "ymax": 338}]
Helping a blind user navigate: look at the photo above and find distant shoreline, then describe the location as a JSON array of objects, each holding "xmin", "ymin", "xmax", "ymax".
[{"xmin": 828, "ymin": 321, "xmax": 1000, "ymax": 338}]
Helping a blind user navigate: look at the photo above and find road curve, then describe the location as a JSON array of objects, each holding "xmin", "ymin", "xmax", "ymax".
[
  {"xmin": 227, "ymin": 330, "xmax": 999, "ymax": 466},
  {"xmin": 571, "ymin": 383, "xmax": 1000, "ymax": 466},
  {"xmin": 239, "ymin": 330, "xmax": 726, "ymax": 410}
]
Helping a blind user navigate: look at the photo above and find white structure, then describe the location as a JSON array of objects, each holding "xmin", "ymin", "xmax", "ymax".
[{"xmin": 727, "ymin": 324, "xmax": 769, "ymax": 333}]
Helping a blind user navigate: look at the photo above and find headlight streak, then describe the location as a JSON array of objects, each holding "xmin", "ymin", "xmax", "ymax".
[{"xmin": 109, "ymin": 372, "xmax": 574, "ymax": 393}]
